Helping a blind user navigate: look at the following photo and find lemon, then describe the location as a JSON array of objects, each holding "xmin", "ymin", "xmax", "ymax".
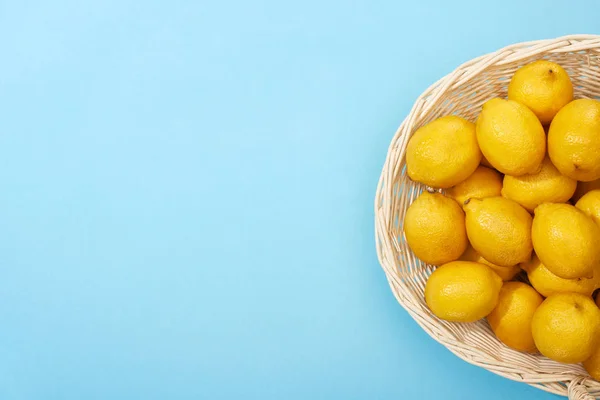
[
  {"xmin": 501, "ymin": 156, "xmax": 576, "ymax": 212},
  {"xmin": 584, "ymin": 345, "xmax": 600, "ymax": 381},
  {"xmin": 447, "ymin": 166, "xmax": 502, "ymax": 206},
  {"xmin": 548, "ymin": 99, "xmax": 600, "ymax": 181},
  {"xmin": 532, "ymin": 293, "xmax": 600, "ymax": 363},
  {"xmin": 521, "ymin": 255, "xmax": 599, "ymax": 297},
  {"xmin": 532, "ymin": 203, "xmax": 600, "ymax": 279},
  {"xmin": 480, "ymin": 155, "xmax": 494, "ymax": 169},
  {"xmin": 464, "ymin": 197, "xmax": 533, "ymax": 267},
  {"xmin": 425, "ymin": 261, "xmax": 502, "ymax": 322},
  {"xmin": 404, "ymin": 192, "xmax": 467, "ymax": 265},
  {"xmin": 476, "ymin": 98, "xmax": 545, "ymax": 176},
  {"xmin": 587, "ymin": 316, "xmax": 600, "ymax": 380},
  {"xmin": 487, "ymin": 282, "xmax": 543, "ymax": 352},
  {"xmin": 460, "ymin": 245, "xmax": 520, "ymax": 281},
  {"xmin": 576, "ymin": 189, "xmax": 600, "ymax": 226},
  {"xmin": 406, "ymin": 116, "xmax": 481, "ymax": 188},
  {"xmin": 597, "ymin": 295, "xmax": 600, "ymax": 309},
  {"xmin": 573, "ymin": 179, "xmax": 600, "ymax": 203},
  {"xmin": 508, "ymin": 60, "xmax": 573, "ymax": 125}
]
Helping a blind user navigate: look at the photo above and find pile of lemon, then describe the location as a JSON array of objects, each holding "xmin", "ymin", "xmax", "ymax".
[{"xmin": 405, "ymin": 60, "xmax": 600, "ymax": 377}]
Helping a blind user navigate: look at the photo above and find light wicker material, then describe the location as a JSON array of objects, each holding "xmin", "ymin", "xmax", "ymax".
[{"xmin": 374, "ymin": 35, "xmax": 600, "ymax": 400}]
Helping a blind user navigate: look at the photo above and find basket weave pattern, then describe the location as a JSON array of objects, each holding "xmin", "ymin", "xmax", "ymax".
[{"xmin": 375, "ymin": 35, "xmax": 600, "ymax": 400}]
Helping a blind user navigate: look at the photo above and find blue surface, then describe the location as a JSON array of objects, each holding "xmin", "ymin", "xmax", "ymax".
[{"xmin": 0, "ymin": 1, "xmax": 598, "ymax": 399}]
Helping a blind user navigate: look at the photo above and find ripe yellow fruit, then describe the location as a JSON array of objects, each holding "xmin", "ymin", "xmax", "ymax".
[
  {"xmin": 425, "ymin": 261, "xmax": 502, "ymax": 322},
  {"xmin": 532, "ymin": 293, "xmax": 600, "ymax": 363},
  {"xmin": 501, "ymin": 157, "xmax": 576, "ymax": 212},
  {"xmin": 586, "ymin": 298, "xmax": 600, "ymax": 379},
  {"xmin": 548, "ymin": 99, "xmax": 600, "ymax": 181},
  {"xmin": 446, "ymin": 166, "xmax": 503, "ymax": 206},
  {"xmin": 487, "ymin": 282, "xmax": 543, "ymax": 352},
  {"xmin": 480, "ymin": 155, "xmax": 494, "ymax": 169},
  {"xmin": 459, "ymin": 245, "xmax": 520, "ymax": 281},
  {"xmin": 521, "ymin": 255, "xmax": 599, "ymax": 297},
  {"xmin": 507, "ymin": 60, "xmax": 573, "ymax": 125},
  {"xmin": 532, "ymin": 203, "xmax": 600, "ymax": 279},
  {"xmin": 406, "ymin": 116, "xmax": 481, "ymax": 188},
  {"xmin": 464, "ymin": 197, "xmax": 533, "ymax": 267},
  {"xmin": 575, "ymin": 189, "xmax": 600, "ymax": 226},
  {"xmin": 404, "ymin": 192, "xmax": 467, "ymax": 265},
  {"xmin": 572, "ymin": 179, "xmax": 600, "ymax": 203},
  {"xmin": 583, "ymin": 344, "xmax": 600, "ymax": 381},
  {"xmin": 476, "ymin": 98, "xmax": 545, "ymax": 176}
]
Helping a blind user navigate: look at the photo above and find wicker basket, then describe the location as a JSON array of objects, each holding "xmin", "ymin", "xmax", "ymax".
[{"xmin": 374, "ymin": 34, "xmax": 600, "ymax": 400}]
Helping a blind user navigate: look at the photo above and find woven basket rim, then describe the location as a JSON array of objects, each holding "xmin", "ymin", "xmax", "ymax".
[{"xmin": 374, "ymin": 34, "xmax": 600, "ymax": 400}]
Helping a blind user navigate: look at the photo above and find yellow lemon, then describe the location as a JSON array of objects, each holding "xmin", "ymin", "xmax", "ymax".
[
  {"xmin": 501, "ymin": 156, "xmax": 576, "ymax": 212},
  {"xmin": 404, "ymin": 192, "xmax": 467, "ymax": 265},
  {"xmin": 460, "ymin": 245, "xmax": 520, "ymax": 281},
  {"xmin": 487, "ymin": 282, "xmax": 543, "ymax": 352},
  {"xmin": 447, "ymin": 166, "xmax": 503, "ymax": 206},
  {"xmin": 576, "ymin": 189, "xmax": 600, "ymax": 226},
  {"xmin": 532, "ymin": 203, "xmax": 600, "ymax": 279},
  {"xmin": 548, "ymin": 99, "xmax": 600, "ymax": 181},
  {"xmin": 583, "ymin": 345, "xmax": 600, "ymax": 381},
  {"xmin": 425, "ymin": 261, "xmax": 502, "ymax": 322},
  {"xmin": 573, "ymin": 179, "xmax": 600, "ymax": 203},
  {"xmin": 406, "ymin": 116, "xmax": 481, "ymax": 188},
  {"xmin": 508, "ymin": 60, "xmax": 573, "ymax": 125},
  {"xmin": 480, "ymin": 155, "xmax": 494, "ymax": 169},
  {"xmin": 464, "ymin": 197, "xmax": 533, "ymax": 267},
  {"xmin": 532, "ymin": 293, "xmax": 600, "ymax": 363},
  {"xmin": 476, "ymin": 98, "xmax": 545, "ymax": 176},
  {"xmin": 521, "ymin": 255, "xmax": 599, "ymax": 297}
]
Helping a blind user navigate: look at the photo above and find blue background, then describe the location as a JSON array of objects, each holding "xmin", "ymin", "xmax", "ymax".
[{"xmin": 0, "ymin": 1, "xmax": 598, "ymax": 399}]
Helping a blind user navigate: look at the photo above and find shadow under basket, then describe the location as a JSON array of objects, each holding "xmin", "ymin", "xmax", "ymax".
[{"xmin": 374, "ymin": 34, "xmax": 600, "ymax": 400}]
